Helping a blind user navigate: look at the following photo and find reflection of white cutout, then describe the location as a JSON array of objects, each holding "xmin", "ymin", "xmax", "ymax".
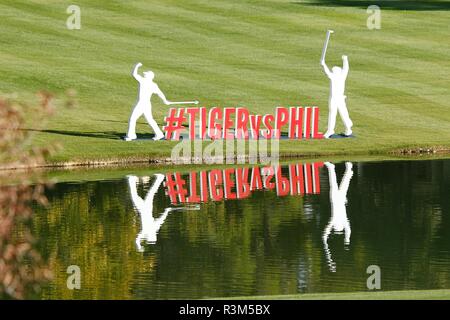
[
  {"xmin": 128, "ymin": 174, "xmax": 167, "ymax": 251},
  {"xmin": 320, "ymin": 31, "xmax": 353, "ymax": 138},
  {"xmin": 323, "ymin": 162, "xmax": 353, "ymax": 272},
  {"xmin": 128, "ymin": 174, "xmax": 198, "ymax": 252}
]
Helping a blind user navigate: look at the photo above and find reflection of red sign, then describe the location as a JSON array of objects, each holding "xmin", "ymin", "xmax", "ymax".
[
  {"xmin": 163, "ymin": 107, "xmax": 324, "ymax": 140},
  {"xmin": 164, "ymin": 162, "xmax": 323, "ymax": 204}
]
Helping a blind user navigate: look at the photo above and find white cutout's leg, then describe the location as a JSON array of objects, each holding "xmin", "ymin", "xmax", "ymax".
[
  {"xmin": 324, "ymin": 101, "xmax": 337, "ymax": 138},
  {"xmin": 337, "ymin": 100, "xmax": 353, "ymax": 136},
  {"xmin": 339, "ymin": 162, "xmax": 354, "ymax": 195},
  {"xmin": 126, "ymin": 105, "xmax": 143, "ymax": 140},
  {"xmin": 325, "ymin": 162, "xmax": 338, "ymax": 190},
  {"xmin": 144, "ymin": 174, "xmax": 165, "ymax": 206},
  {"xmin": 143, "ymin": 108, "xmax": 164, "ymax": 140}
]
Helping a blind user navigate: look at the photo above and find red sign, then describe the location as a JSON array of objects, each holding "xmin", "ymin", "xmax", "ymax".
[{"xmin": 163, "ymin": 107, "xmax": 324, "ymax": 140}]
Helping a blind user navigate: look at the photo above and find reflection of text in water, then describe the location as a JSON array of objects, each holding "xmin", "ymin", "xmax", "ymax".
[{"xmin": 164, "ymin": 162, "xmax": 324, "ymax": 204}]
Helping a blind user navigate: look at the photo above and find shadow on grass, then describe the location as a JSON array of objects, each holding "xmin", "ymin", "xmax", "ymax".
[
  {"xmin": 294, "ymin": 0, "xmax": 450, "ymax": 10},
  {"xmin": 97, "ymin": 119, "xmax": 129, "ymax": 124},
  {"xmin": 23, "ymin": 129, "xmax": 156, "ymax": 140},
  {"xmin": 23, "ymin": 124, "xmax": 189, "ymax": 140},
  {"xmin": 30, "ymin": 129, "xmax": 126, "ymax": 140}
]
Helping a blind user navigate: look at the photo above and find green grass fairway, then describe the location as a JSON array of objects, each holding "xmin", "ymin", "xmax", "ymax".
[
  {"xmin": 1, "ymin": 0, "xmax": 450, "ymax": 164},
  {"xmin": 219, "ymin": 289, "xmax": 450, "ymax": 300}
]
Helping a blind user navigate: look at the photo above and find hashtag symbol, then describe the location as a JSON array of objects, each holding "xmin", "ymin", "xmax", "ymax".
[
  {"xmin": 164, "ymin": 173, "xmax": 188, "ymax": 203},
  {"xmin": 163, "ymin": 108, "xmax": 186, "ymax": 140}
]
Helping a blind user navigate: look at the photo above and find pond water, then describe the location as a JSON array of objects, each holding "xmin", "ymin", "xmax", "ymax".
[{"xmin": 33, "ymin": 159, "xmax": 450, "ymax": 299}]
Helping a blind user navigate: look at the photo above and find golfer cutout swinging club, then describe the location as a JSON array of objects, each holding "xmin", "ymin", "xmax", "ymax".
[
  {"xmin": 321, "ymin": 30, "xmax": 353, "ymax": 138},
  {"xmin": 125, "ymin": 63, "xmax": 198, "ymax": 141}
]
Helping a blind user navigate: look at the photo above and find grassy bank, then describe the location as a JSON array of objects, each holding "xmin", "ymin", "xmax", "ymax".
[
  {"xmin": 1, "ymin": 0, "xmax": 449, "ymax": 165},
  {"xmin": 218, "ymin": 289, "xmax": 450, "ymax": 300}
]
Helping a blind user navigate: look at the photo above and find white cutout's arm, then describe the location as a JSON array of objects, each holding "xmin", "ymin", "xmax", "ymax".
[
  {"xmin": 135, "ymin": 234, "xmax": 144, "ymax": 252},
  {"xmin": 323, "ymin": 222, "xmax": 332, "ymax": 245},
  {"xmin": 321, "ymin": 61, "xmax": 333, "ymax": 78},
  {"xmin": 322, "ymin": 222, "xmax": 336, "ymax": 272},
  {"xmin": 344, "ymin": 221, "xmax": 351, "ymax": 245},
  {"xmin": 154, "ymin": 84, "xmax": 171, "ymax": 105},
  {"xmin": 154, "ymin": 207, "xmax": 172, "ymax": 228},
  {"xmin": 342, "ymin": 55, "xmax": 349, "ymax": 78},
  {"xmin": 132, "ymin": 63, "xmax": 143, "ymax": 82},
  {"xmin": 323, "ymin": 162, "xmax": 337, "ymax": 272}
]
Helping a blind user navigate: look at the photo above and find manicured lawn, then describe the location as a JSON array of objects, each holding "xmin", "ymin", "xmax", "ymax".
[
  {"xmin": 1, "ymin": 0, "xmax": 449, "ymax": 164},
  {"xmin": 219, "ymin": 289, "xmax": 450, "ymax": 300}
]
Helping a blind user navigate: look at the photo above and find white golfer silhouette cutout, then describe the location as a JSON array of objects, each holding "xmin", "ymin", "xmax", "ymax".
[
  {"xmin": 321, "ymin": 31, "xmax": 353, "ymax": 138},
  {"xmin": 128, "ymin": 174, "xmax": 199, "ymax": 252},
  {"xmin": 125, "ymin": 63, "xmax": 198, "ymax": 141},
  {"xmin": 322, "ymin": 161, "xmax": 353, "ymax": 272}
]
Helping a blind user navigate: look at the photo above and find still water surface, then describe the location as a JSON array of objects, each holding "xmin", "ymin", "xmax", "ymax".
[{"xmin": 34, "ymin": 159, "xmax": 450, "ymax": 299}]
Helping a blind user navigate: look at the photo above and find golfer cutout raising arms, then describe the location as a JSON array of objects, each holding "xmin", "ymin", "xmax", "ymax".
[
  {"xmin": 321, "ymin": 31, "xmax": 353, "ymax": 138},
  {"xmin": 125, "ymin": 63, "xmax": 198, "ymax": 141}
]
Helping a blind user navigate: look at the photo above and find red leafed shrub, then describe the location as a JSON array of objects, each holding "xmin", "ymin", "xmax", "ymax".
[{"xmin": 0, "ymin": 92, "xmax": 69, "ymax": 299}]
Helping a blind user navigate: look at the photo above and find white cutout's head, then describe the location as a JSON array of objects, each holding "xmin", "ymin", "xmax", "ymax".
[
  {"xmin": 143, "ymin": 70, "xmax": 155, "ymax": 80},
  {"xmin": 332, "ymin": 66, "xmax": 342, "ymax": 74}
]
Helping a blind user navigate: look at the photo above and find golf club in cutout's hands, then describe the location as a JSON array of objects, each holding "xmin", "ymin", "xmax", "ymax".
[
  {"xmin": 320, "ymin": 31, "xmax": 354, "ymax": 139},
  {"xmin": 124, "ymin": 63, "xmax": 199, "ymax": 141},
  {"xmin": 167, "ymin": 101, "xmax": 199, "ymax": 105},
  {"xmin": 321, "ymin": 29, "xmax": 334, "ymax": 64}
]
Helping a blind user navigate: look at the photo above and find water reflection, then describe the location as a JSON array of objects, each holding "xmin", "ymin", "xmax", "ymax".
[
  {"xmin": 32, "ymin": 159, "xmax": 450, "ymax": 299},
  {"xmin": 323, "ymin": 162, "xmax": 353, "ymax": 272},
  {"xmin": 128, "ymin": 174, "xmax": 167, "ymax": 250},
  {"xmin": 128, "ymin": 174, "xmax": 199, "ymax": 251},
  {"xmin": 164, "ymin": 163, "xmax": 323, "ymax": 204}
]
